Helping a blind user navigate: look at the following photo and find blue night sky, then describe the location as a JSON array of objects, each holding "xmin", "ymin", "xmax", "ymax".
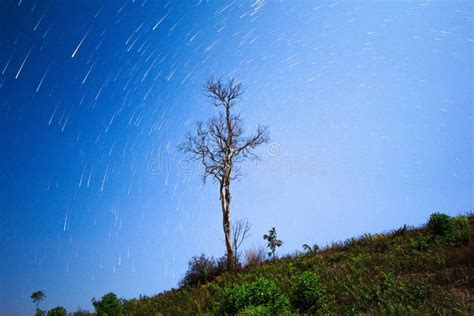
[{"xmin": 0, "ymin": 0, "xmax": 472, "ymax": 314}]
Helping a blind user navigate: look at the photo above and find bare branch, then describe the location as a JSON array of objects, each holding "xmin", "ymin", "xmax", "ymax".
[{"xmin": 232, "ymin": 218, "xmax": 252, "ymax": 264}]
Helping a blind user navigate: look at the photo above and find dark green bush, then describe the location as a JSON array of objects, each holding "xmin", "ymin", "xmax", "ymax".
[
  {"xmin": 219, "ymin": 278, "xmax": 290, "ymax": 314},
  {"xmin": 35, "ymin": 309, "xmax": 45, "ymax": 316},
  {"xmin": 427, "ymin": 213, "xmax": 471, "ymax": 244},
  {"xmin": 92, "ymin": 292, "xmax": 123, "ymax": 316},
  {"xmin": 47, "ymin": 307, "xmax": 67, "ymax": 316},
  {"xmin": 179, "ymin": 254, "xmax": 224, "ymax": 287},
  {"xmin": 428, "ymin": 212, "xmax": 452, "ymax": 237},
  {"xmin": 290, "ymin": 271, "xmax": 328, "ymax": 313}
]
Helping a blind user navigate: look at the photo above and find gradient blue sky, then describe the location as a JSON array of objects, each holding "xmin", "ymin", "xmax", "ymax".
[{"xmin": 1, "ymin": 0, "xmax": 472, "ymax": 314}]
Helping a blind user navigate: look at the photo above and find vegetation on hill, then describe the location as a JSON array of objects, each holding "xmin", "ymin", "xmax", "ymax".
[
  {"xmin": 38, "ymin": 212, "xmax": 473, "ymax": 315},
  {"xmin": 117, "ymin": 212, "xmax": 473, "ymax": 315}
]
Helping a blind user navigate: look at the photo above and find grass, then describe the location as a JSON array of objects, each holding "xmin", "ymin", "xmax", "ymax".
[{"xmin": 115, "ymin": 214, "xmax": 474, "ymax": 315}]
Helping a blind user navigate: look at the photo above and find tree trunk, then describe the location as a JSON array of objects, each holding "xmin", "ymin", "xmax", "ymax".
[{"xmin": 220, "ymin": 180, "xmax": 235, "ymax": 271}]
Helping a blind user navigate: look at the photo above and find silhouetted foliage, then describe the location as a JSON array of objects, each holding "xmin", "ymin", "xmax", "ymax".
[
  {"xmin": 428, "ymin": 212, "xmax": 452, "ymax": 237},
  {"xmin": 71, "ymin": 309, "xmax": 92, "ymax": 316},
  {"xmin": 179, "ymin": 254, "xmax": 225, "ymax": 287},
  {"xmin": 35, "ymin": 308, "xmax": 46, "ymax": 316},
  {"xmin": 31, "ymin": 291, "xmax": 46, "ymax": 309},
  {"xmin": 263, "ymin": 227, "xmax": 283, "ymax": 259},
  {"xmin": 392, "ymin": 224, "xmax": 409, "ymax": 237},
  {"xmin": 47, "ymin": 306, "xmax": 67, "ymax": 316},
  {"xmin": 427, "ymin": 212, "xmax": 471, "ymax": 244},
  {"xmin": 302, "ymin": 243, "xmax": 320, "ymax": 254},
  {"xmin": 91, "ymin": 292, "xmax": 123, "ymax": 316}
]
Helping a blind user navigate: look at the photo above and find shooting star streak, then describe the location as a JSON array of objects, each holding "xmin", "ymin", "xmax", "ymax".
[
  {"xmin": 15, "ymin": 48, "xmax": 32, "ymax": 79},
  {"xmin": 2, "ymin": 53, "xmax": 13, "ymax": 74},
  {"xmin": 36, "ymin": 68, "xmax": 49, "ymax": 92},
  {"xmin": 63, "ymin": 209, "xmax": 69, "ymax": 231},
  {"xmin": 71, "ymin": 28, "xmax": 91, "ymax": 58},
  {"xmin": 152, "ymin": 11, "xmax": 170, "ymax": 30}
]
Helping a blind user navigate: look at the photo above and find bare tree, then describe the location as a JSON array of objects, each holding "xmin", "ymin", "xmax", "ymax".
[
  {"xmin": 180, "ymin": 78, "xmax": 269, "ymax": 270},
  {"xmin": 232, "ymin": 218, "xmax": 252, "ymax": 265}
]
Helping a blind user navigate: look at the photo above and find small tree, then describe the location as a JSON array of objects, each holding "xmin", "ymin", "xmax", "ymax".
[
  {"xmin": 232, "ymin": 218, "xmax": 252, "ymax": 265},
  {"xmin": 263, "ymin": 227, "xmax": 283, "ymax": 259},
  {"xmin": 181, "ymin": 78, "xmax": 270, "ymax": 270},
  {"xmin": 47, "ymin": 306, "xmax": 67, "ymax": 316},
  {"xmin": 92, "ymin": 293, "xmax": 123, "ymax": 316},
  {"xmin": 31, "ymin": 291, "xmax": 46, "ymax": 310}
]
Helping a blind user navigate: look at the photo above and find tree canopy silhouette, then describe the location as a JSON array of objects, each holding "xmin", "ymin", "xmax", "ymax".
[{"xmin": 31, "ymin": 290, "xmax": 46, "ymax": 310}]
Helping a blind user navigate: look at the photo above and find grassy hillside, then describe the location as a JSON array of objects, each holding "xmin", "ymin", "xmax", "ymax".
[{"xmin": 115, "ymin": 213, "xmax": 473, "ymax": 315}]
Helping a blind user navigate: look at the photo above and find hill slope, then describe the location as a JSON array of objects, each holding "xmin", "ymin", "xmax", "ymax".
[{"xmin": 121, "ymin": 214, "xmax": 473, "ymax": 315}]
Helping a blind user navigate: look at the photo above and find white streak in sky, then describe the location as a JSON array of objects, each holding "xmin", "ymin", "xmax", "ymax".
[
  {"xmin": 61, "ymin": 110, "xmax": 71, "ymax": 132},
  {"xmin": 48, "ymin": 103, "xmax": 59, "ymax": 125},
  {"xmin": 15, "ymin": 48, "xmax": 32, "ymax": 79},
  {"xmin": 152, "ymin": 11, "xmax": 170, "ymax": 30},
  {"xmin": 82, "ymin": 60, "xmax": 96, "ymax": 84},
  {"xmin": 71, "ymin": 29, "xmax": 91, "ymax": 58},
  {"xmin": 2, "ymin": 54, "xmax": 13, "ymax": 74},
  {"xmin": 63, "ymin": 209, "xmax": 68, "ymax": 231},
  {"xmin": 33, "ymin": 14, "xmax": 45, "ymax": 31},
  {"xmin": 36, "ymin": 68, "xmax": 49, "ymax": 92},
  {"xmin": 79, "ymin": 167, "xmax": 86, "ymax": 187},
  {"xmin": 87, "ymin": 167, "xmax": 93, "ymax": 188},
  {"xmin": 100, "ymin": 163, "xmax": 109, "ymax": 191}
]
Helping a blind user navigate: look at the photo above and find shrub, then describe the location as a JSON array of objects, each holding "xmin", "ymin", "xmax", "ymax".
[
  {"xmin": 35, "ymin": 309, "xmax": 46, "ymax": 316},
  {"xmin": 427, "ymin": 213, "xmax": 471, "ymax": 244},
  {"xmin": 47, "ymin": 307, "xmax": 67, "ymax": 316},
  {"xmin": 409, "ymin": 236, "xmax": 432, "ymax": 252},
  {"xmin": 393, "ymin": 224, "xmax": 408, "ymax": 237},
  {"xmin": 92, "ymin": 293, "xmax": 123, "ymax": 316},
  {"xmin": 302, "ymin": 243, "xmax": 320, "ymax": 254},
  {"xmin": 427, "ymin": 213, "xmax": 452, "ymax": 237},
  {"xmin": 451, "ymin": 216, "xmax": 470, "ymax": 244},
  {"xmin": 219, "ymin": 278, "xmax": 290, "ymax": 314},
  {"xmin": 291, "ymin": 271, "xmax": 328, "ymax": 313},
  {"xmin": 244, "ymin": 247, "xmax": 266, "ymax": 267},
  {"xmin": 374, "ymin": 235, "xmax": 391, "ymax": 252},
  {"xmin": 179, "ymin": 254, "xmax": 224, "ymax": 287}
]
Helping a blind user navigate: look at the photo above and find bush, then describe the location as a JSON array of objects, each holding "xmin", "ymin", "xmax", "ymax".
[
  {"xmin": 427, "ymin": 213, "xmax": 471, "ymax": 244},
  {"xmin": 451, "ymin": 216, "xmax": 470, "ymax": 244},
  {"xmin": 428, "ymin": 213, "xmax": 453, "ymax": 237},
  {"xmin": 393, "ymin": 224, "xmax": 408, "ymax": 237},
  {"xmin": 92, "ymin": 293, "xmax": 123, "ymax": 316},
  {"xmin": 219, "ymin": 278, "xmax": 290, "ymax": 314},
  {"xmin": 302, "ymin": 243, "xmax": 320, "ymax": 254},
  {"xmin": 47, "ymin": 307, "xmax": 67, "ymax": 316},
  {"xmin": 291, "ymin": 271, "xmax": 328, "ymax": 313},
  {"xmin": 179, "ymin": 254, "xmax": 224, "ymax": 287},
  {"xmin": 35, "ymin": 309, "xmax": 46, "ymax": 316}
]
